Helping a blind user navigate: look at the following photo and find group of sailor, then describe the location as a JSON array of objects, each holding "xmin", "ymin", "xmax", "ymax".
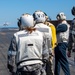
[{"xmin": 7, "ymin": 6, "xmax": 75, "ymax": 75}]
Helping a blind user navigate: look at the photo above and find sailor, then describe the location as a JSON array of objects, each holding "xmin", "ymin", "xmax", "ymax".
[
  {"xmin": 54, "ymin": 12, "xmax": 71, "ymax": 75},
  {"xmin": 71, "ymin": 18, "xmax": 75, "ymax": 65},
  {"xmin": 33, "ymin": 10, "xmax": 53, "ymax": 75},
  {"xmin": 44, "ymin": 14, "xmax": 57, "ymax": 75},
  {"xmin": 7, "ymin": 13, "xmax": 50, "ymax": 75}
]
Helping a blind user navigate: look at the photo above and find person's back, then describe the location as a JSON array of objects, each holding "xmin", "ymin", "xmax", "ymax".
[
  {"xmin": 33, "ymin": 10, "xmax": 52, "ymax": 54},
  {"xmin": 35, "ymin": 23, "xmax": 52, "ymax": 40},
  {"xmin": 15, "ymin": 30, "xmax": 44, "ymax": 66}
]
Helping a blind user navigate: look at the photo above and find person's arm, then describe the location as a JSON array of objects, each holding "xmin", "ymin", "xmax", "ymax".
[
  {"xmin": 42, "ymin": 35, "xmax": 51, "ymax": 61},
  {"xmin": 56, "ymin": 24, "xmax": 68, "ymax": 33},
  {"xmin": 7, "ymin": 35, "xmax": 17, "ymax": 73},
  {"xmin": 50, "ymin": 25, "xmax": 57, "ymax": 49}
]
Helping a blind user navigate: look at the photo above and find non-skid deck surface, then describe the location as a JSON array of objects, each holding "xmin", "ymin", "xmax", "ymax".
[{"xmin": 0, "ymin": 29, "xmax": 75, "ymax": 75}]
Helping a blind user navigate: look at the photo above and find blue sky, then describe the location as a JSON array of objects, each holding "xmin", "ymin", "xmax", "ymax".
[{"xmin": 0, "ymin": 0, "xmax": 75, "ymax": 27}]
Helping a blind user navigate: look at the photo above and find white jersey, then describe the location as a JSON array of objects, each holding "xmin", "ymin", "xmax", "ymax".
[
  {"xmin": 57, "ymin": 21, "xmax": 70, "ymax": 43},
  {"xmin": 35, "ymin": 23, "xmax": 52, "ymax": 40},
  {"xmin": 34, "ymin": 23, "xmax": 52, "ymax": 53},
  {"xmin": 15, "ymin": 30, "xmax": 44, "ymax": 65},
  {"xmin": 7, "ymin": 29, "xmax": 50, "ymax": 68}
]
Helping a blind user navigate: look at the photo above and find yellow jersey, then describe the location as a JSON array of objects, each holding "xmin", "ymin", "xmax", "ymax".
[{"xmin": 44, "ymin": 22, "xmax": 57, "ymax": 49}]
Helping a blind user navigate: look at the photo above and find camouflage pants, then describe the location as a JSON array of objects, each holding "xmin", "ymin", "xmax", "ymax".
[
  {"xmin": 16, "ymin": 64, "xmax": 46, "ymax": 75},
  {"xmin": 46, "ymin": 56, "xmax": 54, "ymax": 75}
]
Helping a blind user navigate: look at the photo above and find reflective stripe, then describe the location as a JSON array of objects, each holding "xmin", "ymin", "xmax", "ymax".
[
  {"xmin": 36, "ymin": 28, "xmax": 49, "ymax": 32},
  {"xmin": 8, "ymin": 50, "xmax": 16, "ymax": 55},
  {"xmin": 63, "ymin": 41, "xmax": 67, "ymax": 42},
  {"xmin": 17, "ymin": 60, "xmax": 43, "ymax": 69}
]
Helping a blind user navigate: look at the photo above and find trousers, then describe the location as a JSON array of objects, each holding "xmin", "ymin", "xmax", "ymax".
[
  {"xmin": 54, "ymin": 42, "xmax": 70, "ymax": 75},
  {"xmin": 46, "ymin": 56, "xmax": 54, "ymax": 75},
  {"xmin": 16, "ymin": 64, "xmax": 46, "ymax": 75}
]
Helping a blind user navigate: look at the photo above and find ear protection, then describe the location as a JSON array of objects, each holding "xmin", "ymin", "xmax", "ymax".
[
  {"xmin": 56, "ymin": 14, "xmax": 60, "ymax": 20},
  {"xmin": 33, "ymin": 13, "xmax": 37, "ymax": 21}
]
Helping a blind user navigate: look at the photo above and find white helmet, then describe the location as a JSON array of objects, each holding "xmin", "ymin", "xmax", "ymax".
[
  {"xmin": 20, "ymin": 13, "xmax": 34, "ymax": 27},
  {"xmin": 33, "ymin": 10, "xmax": 46, "ymax": 23},
  {"xmin": 56, "ymin": 12, "xmax": 66, "ymax": 20}
]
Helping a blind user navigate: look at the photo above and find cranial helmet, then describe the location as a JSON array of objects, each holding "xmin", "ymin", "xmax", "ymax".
[
  {"xmin": 33, "ymin": 10, "xmax": 46, "ymax": 23},
  {"xmin": 20, "ymin": 13, "xmax": 34, "ymax": 27},
  {"xmin": 56, "ymin": 12, "xmax": 66, "ymax": 20},
  {"xmin": 71, "ymin": 6, "xmax": 75, "ymax": 16}
]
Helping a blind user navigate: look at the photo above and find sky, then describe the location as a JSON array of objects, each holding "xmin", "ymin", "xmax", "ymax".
[{"xmin": 0, "ymin": 0, "xmax": 75, "ymax": 27}]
